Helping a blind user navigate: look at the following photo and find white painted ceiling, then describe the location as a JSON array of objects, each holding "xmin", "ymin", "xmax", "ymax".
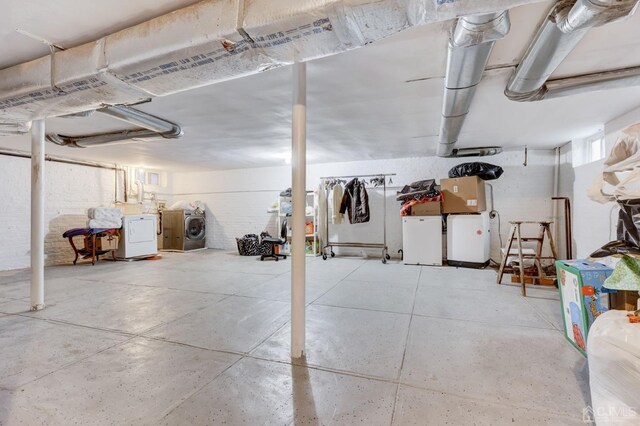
[{"xmin": 1, "ymin": 1, "xmax": 640, "ymax": 171}]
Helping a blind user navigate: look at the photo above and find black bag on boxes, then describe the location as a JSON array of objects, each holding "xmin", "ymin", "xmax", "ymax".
[
  {"xmin": 448, "ymin": 162, "xmax": 504, "ymax": 180},
  {"xmin": 236, "ymin": 234, "xmax": 260, "ymax": 256}
]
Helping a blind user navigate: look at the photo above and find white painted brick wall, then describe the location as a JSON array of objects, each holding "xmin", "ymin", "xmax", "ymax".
[
  {"xmin": 171, "ymin": 150, "xmax": 557, "ymax": 260},
  {"xmin": 1, "ymin": 149, "xmax": 559, "ymax": 271},
  {"xmin": 0, "ymin": 156, "xmax": 117, "ymax": 271}
]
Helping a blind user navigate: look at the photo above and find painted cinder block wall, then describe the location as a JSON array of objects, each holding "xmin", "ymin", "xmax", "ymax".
[
  {"xmin": 170, "ymin": 149, "xmax": 556, "ymax": 261},
  {"xmin": 0, "ymin": 156, "xmax": 118, "ymax": 271}
]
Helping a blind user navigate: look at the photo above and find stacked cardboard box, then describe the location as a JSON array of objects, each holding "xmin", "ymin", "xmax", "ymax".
[{"xmin": 440, "ymin": 176, "xmax": 487, "ymax": 214}]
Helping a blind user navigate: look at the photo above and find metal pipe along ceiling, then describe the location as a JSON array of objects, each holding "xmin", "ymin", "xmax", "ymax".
[
  {"xmin": 46, "ymin": 105, "xmax": 183, "ymax": 148},
  {"xmin": 505, "ymin": 0, "xmax": 640, "ymax": 101},
  {"xmin": 437, "ymin": 11, "xmax": 510, "ymax": 157}
]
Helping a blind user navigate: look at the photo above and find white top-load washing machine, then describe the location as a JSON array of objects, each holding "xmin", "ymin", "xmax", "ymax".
[
  {"xmin": 116, "ymin": 215, "xmax": 158, "ymax": 259},
  {"xmin": 446, "ymin": 211, "xmax": 490, "ymax": 268}
]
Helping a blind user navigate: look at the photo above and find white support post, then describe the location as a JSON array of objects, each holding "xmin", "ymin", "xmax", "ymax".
[
  {"xmin": 291, "ymin": 62, "xmax": 307, "ymax": 359},
  {"xmin": 30, "ymin": 119, "xmax": 45, "ymax": 311}
]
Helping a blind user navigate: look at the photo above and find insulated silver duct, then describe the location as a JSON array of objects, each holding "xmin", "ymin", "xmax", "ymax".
[
  {"xmin": 437, "ymin": 12, "xmax": 510, "ymax": 157},
  {"xmin": 0, "ymin": 0, "xmax": 542, "ymax": 124},
  {"xmin": 60, "ymin": 111, "xmax": 95, "ymax": 119},
  {"xmin": 47, "ymin": 129, "xmax": 170, "ymax": 148},
  {"xmin": 96, "ymin": 105, "xmax": 182, "ymax": 137},
  {"xmin": 505, "ymin": 0, "xmax": 640, "ymax": 101},
  {"xmin": 46, "ymin": 105, "xmax": 182, "ymax": 148},
  {"xmin": 0, "ymin": 121, "xmax": 31, "ymax": 135}
]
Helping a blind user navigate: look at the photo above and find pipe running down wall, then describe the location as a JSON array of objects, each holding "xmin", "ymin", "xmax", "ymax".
[
  {"xmin": 437, "ymin": 12, "xmax": 510, "ymax": 157},
  {"xmin": 505, "ymin": 0, "xmax": 640, "ymax": 101},
  {"xmin": 0, "ymin": 0, "xmax": 541, "ymax": 126}
]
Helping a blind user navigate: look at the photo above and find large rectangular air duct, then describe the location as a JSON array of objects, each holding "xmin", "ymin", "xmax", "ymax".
[{"xmin": 0, "ymin": 0, "xmax": 541, "ymax": 126}]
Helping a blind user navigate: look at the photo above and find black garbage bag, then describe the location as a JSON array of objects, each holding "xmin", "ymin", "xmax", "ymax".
[
  {"xmin": 590, "ymin": 201, "xmax": 640, "ymax": 257},
  {"xmin": 396, "ymin": 179, "xmax": 439, "ymax": 202},
  {"xmin": 590, "ymin": 240, "xmax": 640, "ymax": 258},
  {"xmin": 448, "ymin": 162, "xmax": 504, "ymax": 180},
  {"xmin": 617, "ymin": 200, "xmax": 640, "ymax": 248}
]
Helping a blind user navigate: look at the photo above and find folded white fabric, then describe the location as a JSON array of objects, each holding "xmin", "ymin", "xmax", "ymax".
[
  {"xmin": 87, "ymin": 219, "xmax": 122, "ymax": 229},
  {"xmin": 88, "ymin": 208, "xmax": 123, "ymax": 221}
]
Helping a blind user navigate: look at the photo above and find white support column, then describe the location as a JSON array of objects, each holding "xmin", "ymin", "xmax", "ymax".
[
  {"xmin": 30, "ymin": 119, "xmax": 45, "ymax": 311},
  {"xmin": 291, "ymin": 62, "xmax": 307, "ymax": 359}
]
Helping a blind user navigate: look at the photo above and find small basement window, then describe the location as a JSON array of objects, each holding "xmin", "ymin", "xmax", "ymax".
[
  {"xmin": 572, "ymin": 131, "xmax": 605, "ymax": 167},
  {"xmin": 146, "ymin": 171, "xmax": 160, "ymax": 186},
  {"xmin": 590, "ymin": 137, "xmax": 605, "ymax": 162}
]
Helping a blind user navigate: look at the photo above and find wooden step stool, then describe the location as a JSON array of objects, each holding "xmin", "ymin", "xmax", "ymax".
[{"xmin": 497, "ymin": 221, "xmax": 559, "ymax": 297}]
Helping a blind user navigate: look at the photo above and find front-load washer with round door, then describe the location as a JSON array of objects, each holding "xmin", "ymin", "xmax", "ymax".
[
  {"xmin": 162, "ymin": 209, "xmax": 206, "ymax": 251},
  {"xmin": 184, "ymin": 210, "xmax": 206, "ymax": 250}
]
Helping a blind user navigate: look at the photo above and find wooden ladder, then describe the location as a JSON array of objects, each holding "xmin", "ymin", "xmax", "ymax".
[{"xmin": 497, "ymin": 221, "xmax": 559, "ymax": 297}]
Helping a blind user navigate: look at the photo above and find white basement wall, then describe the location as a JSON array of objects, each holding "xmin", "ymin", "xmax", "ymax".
[
  {"xmin": 559, "ymin": 106, "xmax": 640, "ymax": 258},
  {"xmin": 0, "ymin": 155, "xmax": 119, "ymax": 270},
  {"xmin": 170, "ymin": 150, "xmax": 556, "ymax": 261}
]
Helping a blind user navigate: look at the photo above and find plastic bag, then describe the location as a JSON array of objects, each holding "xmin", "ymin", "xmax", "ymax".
[
  {"xmin": 448, "ymin": 162, "xmax": 504, "ymax": 180},
  {"xmin": 603, "ymin": 255, "xmax": 640, "ymax": 291},
  {"xmin": 618, "ymin": 200, "xmax": 640, "ymax": 248},
  {"xmin": 590, "ymin": 240, "xmax": 640, "ymax": 258},
  {"xmin": 396, "ymin": 179, "xmax": 439, "ymax": 202},
  {"xmin": 588, "ymin": 124, "xmax": 640, "ymax": 204},
  {"xmin": 169, "ymin": 200, "xmax": 205, "ymax": 213},
  {"xmin": 587, "ymin": 310, "xmax": 640, "ymax": 425}
]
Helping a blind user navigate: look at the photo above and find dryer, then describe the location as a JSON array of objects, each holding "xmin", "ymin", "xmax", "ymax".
[
  {"xmin": 116, "ymin": 215, "xmax": 158, "ymax": 259},
  {"xmin": 162, "ymin": 209, "xmax": 206, "ymax": 251}
]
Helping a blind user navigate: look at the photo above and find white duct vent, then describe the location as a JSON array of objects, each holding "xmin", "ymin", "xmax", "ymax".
[{"xmin": 0, "ymin": 0, "xmax": 540, "ymax": 124}]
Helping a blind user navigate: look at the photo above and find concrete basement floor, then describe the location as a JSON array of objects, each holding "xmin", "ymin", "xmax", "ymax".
[{"xmin": 0, "ymin": 250, "xmax": 588, "ymax": 425}]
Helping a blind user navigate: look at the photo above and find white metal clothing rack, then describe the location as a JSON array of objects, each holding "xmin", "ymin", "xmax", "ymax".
[{"xmin": 320, "ymin": 173, "xmax": 396, "ymax": 264}]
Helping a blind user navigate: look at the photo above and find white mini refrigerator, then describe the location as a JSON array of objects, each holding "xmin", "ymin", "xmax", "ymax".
[
  {"xmin": 447, "ymin": 212, "xmax": 490, "ymax": 268},
  {"xmin": 402, "ymin": 216, "xmax": 442, "ymax": 266},
  {"xmin": 116, "ymin": 215, "xmax": 158, "ymax": 259}
]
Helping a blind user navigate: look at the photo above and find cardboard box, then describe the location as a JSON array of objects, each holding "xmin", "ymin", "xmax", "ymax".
[
  {"xmin": 609, "ymin": 290, "xmax": 640, "ymax": 311},
  {"xmin": 97, "ymin": 235, "xmax": 119, "ymax": 251},
  {"xmin": 556, "ymin": 259, "xmax": 614, "ymax": 356},
  {"xmin": 410, "ymin": 202, "xmax": 441, "ymax": 216},
  {"xmin": 440, "ymin": 176, "xmax": 486, "ymax": 214}
]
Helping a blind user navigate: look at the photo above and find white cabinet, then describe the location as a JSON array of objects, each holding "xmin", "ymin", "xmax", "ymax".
[{"xmin": 402, "ymin": 216, "xmax": 442, "ymax": 266}]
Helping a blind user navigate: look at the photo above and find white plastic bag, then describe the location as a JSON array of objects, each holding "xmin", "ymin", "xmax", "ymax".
[
  {"xmin": 587, "ymin": 310, "xmax": 640, "ymax": 425},
  {"xmin": 588, "ymin": 124, "xmax": 640, "ymax": 204},
  {"xmin": 169, "ymin": 200, "xmax": 204, "ymax": 213}
]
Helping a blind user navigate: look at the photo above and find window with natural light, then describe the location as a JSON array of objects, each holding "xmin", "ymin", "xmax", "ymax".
[{"xmin": 572, "ymin": 132, "xmax": 606, "ymax": 167}]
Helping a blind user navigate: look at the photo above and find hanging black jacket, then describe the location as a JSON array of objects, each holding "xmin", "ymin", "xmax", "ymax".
[{"xmin": 339, "ymin": 178, "xmax": 370, "ymax": 224}]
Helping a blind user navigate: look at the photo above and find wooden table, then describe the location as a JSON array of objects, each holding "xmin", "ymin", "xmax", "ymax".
[{"xmin": 62, "ymin": 228, "xmax": 120, "ymax": 265}]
